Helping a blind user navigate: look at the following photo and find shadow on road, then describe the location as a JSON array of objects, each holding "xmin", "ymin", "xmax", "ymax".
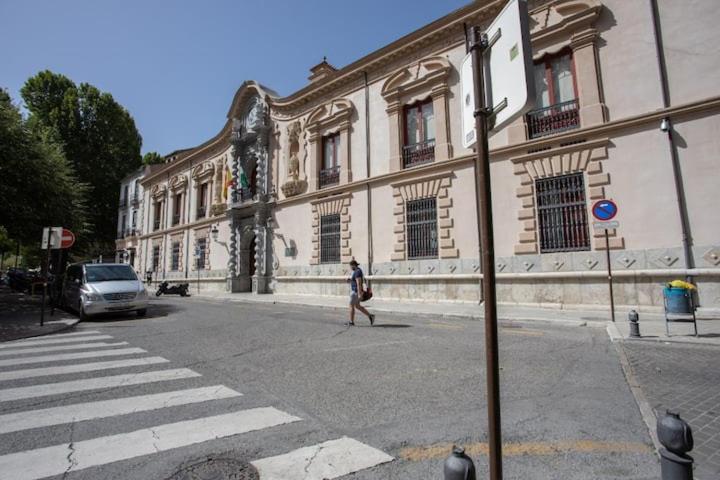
[{"xmin": 372, "ymin": 324, "xmax": 412, "ymax": 329}]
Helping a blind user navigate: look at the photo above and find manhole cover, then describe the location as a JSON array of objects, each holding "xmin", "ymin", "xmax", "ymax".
[{"xmin": 167, "ymin": 457, "xmax": 259, "ymax": 480}]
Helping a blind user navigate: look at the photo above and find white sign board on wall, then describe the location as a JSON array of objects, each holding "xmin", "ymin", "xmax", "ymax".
[{"xmin": 462, "ymin": 0, "xmax": 535, "ymax": 148}]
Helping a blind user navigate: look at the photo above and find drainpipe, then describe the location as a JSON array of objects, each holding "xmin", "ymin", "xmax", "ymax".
[
  {"xmin": 649, "ymin": 0, "xmax": 695, "ymax": 276},
  {"xmin": 363, "ymin": 71, "xmax": 374, "ymax": 279},
  {"xmin": 162, "ymin": 172, "xmax": 170, "ymax": 280}
]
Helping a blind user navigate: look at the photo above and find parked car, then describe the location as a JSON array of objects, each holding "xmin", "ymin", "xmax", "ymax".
[{"xmin": 61, "ymin": 263, "xmax": 148, "ymax": 320}]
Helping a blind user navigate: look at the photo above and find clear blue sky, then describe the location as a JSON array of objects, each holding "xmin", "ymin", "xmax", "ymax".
[{"xmin": 1, "ymin": 0, "xmax": 469, "ymax": 156}]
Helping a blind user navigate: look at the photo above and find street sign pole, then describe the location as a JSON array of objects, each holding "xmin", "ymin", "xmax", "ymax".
[
  {"xmin": 605, "ymin": 229, "xmax": 615, "ymax": 322},
  {"xmin": 469, "ymin": 25, "xmax": 503, "ymax": 480}
]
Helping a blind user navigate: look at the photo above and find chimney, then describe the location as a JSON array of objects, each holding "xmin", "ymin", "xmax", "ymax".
[{"xmin": 308, "ymin": 56, "xmax": 338, "ymax": 83}]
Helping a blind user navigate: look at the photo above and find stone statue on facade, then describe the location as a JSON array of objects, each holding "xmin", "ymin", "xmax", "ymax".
[{"xmin": 280, "ymin": 120, "xmax": 307, "ymax": 197}]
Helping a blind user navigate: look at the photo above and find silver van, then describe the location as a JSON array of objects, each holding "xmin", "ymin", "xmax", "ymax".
[{"xmin": 62, "ymin": 263, "xmax": 148, "ymax": 320}]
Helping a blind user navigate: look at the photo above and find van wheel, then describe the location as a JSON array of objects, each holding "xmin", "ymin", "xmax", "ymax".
[
  {"xmin": 78, "ymin": 303, "xmax": 89, "ymax": 321},
  {"xmin": 136, "ymin": 309, "xmax": 147, "ymax": 317}
]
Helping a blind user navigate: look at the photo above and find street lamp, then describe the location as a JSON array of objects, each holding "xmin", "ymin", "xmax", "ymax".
[{"xmin": 211, "ymin": 225, "xmax": 219, "ymax": 242}]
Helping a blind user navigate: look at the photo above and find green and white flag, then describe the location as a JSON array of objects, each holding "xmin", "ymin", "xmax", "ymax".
[{"xmin": 240, "ymin": 169, "xmax": 250, "ymax": 189}]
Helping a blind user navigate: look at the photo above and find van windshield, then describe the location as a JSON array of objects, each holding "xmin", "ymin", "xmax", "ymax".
[{"xmin": 85, "ymin": 265, "xmax": 137, "ymax": 283}]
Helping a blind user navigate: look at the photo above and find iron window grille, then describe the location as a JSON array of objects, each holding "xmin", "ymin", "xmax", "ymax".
[
  {"xmin": 403, "ymin": 99, "xmax": 435, "ymax": 168},
  {"xmin": 196, "ymin": 238, "xmax": 207, "ymax": 270},
  {"xmin": 406, "ymin": 197, "xmax": 438, "ymax": 259},
  {"xmin": 319, "ymin": 214, "xmax": 341, "ymax": 264},
  {"xmin": 152, "ymin": 246, "xmax": 160, "ymax": 272},
  {"xmin": 171, "ymin": 242, "xmax": 180, "ymax": 271},
  {"xmin": 536, "ymin": 173, "xmax": 590, "ymax": 253}
]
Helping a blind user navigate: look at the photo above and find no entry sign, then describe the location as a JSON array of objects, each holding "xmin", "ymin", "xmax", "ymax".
[
  {"xmin": 60, "ymin": 228, "xmax": 75, "ymax": 249},
  {"xmin": 592, "ymin": 199, "xmax": 618, "ymax": 222}
]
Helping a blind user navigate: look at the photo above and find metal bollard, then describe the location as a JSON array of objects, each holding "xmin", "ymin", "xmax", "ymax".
[
  {"xmin": 657, "ymin": 410, "xmax": 693, "ymax": 480},
  {"xmin": 629, "ymin": 309, "xmax": 641, "ymax": 338},
  {"xmin": 443, "ymin": 446, "xmax": 476, "ymax": 480}
]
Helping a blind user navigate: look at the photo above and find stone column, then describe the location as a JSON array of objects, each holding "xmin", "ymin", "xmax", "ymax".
[
  {"xmin": 571, "ymin": 28, "xmax": 607, "ymax": 127},
  {"xmin": 213, "ymin": 159, "xmax": 223, "ymax": 205},
  {"xmin": 227, "ymin": 219, "xmax": 237, "ymax": 292},
  {"xmin": 339, "ymin": 122, "xmax": 351, "ymax": 184},
  {"xmin": 386, "ymin": 100, "xmax": 403, "ymax": 172},
  {"xmin": 431, "ymin": 86, "xmax": 452, "ymax": 161},
  {"xmin": 307, "ymin": 131, "xmax": 321, "ymax": 192}
]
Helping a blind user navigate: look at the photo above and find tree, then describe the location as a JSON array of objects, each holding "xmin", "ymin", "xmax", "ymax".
[
  {"xmin": 20, "ymin": 71, "xmax": 142, "ymax": 254},
  {"xmin": 143, "ymin": 151, "xmax": 165, "ymax": 165},
  {"xmin": 0, "ymin": 89, "xmax": 88, "ymax": 251}
]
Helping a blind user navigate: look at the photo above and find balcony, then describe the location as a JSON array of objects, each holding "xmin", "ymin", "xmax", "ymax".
[
  {"xmin": 117, "ymin": 230, "xmax": 125, "ymax": 239},
  {"xmin": 239, "ymin": 188, "xmax": 254, "ymax": 202},
  {"xmin": 153, "ymin": 219, "xmax": 161, "ymax": 231},
  {"xmin": 131, "ymin": 194, "xmax": 140, "ymax": 207},
  {"xmin": 403, "ymin": 139, "xmax": 435, "ymax": 169},
  {"xmin": 319, "ymin": 166, "xmax": 340, "ymax": 189},
  {"xmin": 119, "ymin": 198, "xmax": 127, "ymax": 208},
  {"xmin": 172, "ymin": 214, "xmax": 181, "ymax": 226},
  {"xmin": 197, "ymin": 206, "xmax": 207, "ymax": 220},
  {"xmin": 526, "ymin": 99, "xmax": 580, "ymax": 139},
  {"xmin": 124, "ymin": 228, "xmax": 139, "ymax": 237}
]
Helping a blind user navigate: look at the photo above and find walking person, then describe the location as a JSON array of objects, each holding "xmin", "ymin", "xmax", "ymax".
[{"xmin": 347, "ymin": 259, "xmax": 374, "ymax": 326}]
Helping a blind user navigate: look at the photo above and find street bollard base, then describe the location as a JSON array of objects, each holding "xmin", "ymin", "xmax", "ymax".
[{"xmin": 659, "ymin": 448, "xmax": 693, "ymax": 480}]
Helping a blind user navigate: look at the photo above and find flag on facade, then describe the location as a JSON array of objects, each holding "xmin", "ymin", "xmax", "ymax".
[
  {"xmin": 240, "ymin": 170, "xmax": 249, "ymax": 189},
  {"xmin": 223, "ymin": 167, "xmax": 234, "ymax": 200}
]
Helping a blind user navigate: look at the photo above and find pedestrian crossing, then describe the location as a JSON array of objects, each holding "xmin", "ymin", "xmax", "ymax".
[{"xmin": 0, "ymin": 328, "xmax": 393, "ymax": 479}]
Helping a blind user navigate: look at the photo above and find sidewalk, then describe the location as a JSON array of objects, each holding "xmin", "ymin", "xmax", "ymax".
[
  {"xmin": 0, "ymin": 286, "xmax": 78, "ymax": 342},
  {"xmin": 192, "ymin": 291, "xmax": 610, "ymax": 327}
]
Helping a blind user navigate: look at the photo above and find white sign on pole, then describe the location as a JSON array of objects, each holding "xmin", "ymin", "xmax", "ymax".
[
  {"xmin": 593, "ymin": 221, "xmax": 620, "ymax": 230},
  {"xmin": 462, "ymin": 0, "xmax": 535, "ymax": 148},
  {"xmin": 41, "ymin": 227, "xmax": 63, "ymax": 249}
]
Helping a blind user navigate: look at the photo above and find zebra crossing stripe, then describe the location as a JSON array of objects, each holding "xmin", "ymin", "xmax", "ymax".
[
  {"xmin": 0, "ymin": 341, "xmax": 129, "ymax": 357},
  {"xmin": 251, "ymin": 437, "xmax": 394, "ymax": 479},
  {"xmin": 0, "ymin": 356, "xmax": 170, "ymax": 382},
  {"xmin": 0, "ymin": 335, "xmax": 113, "ymax": 349},
  {"xmin": 0, "ymin": 385, "xmax": 241, "ymax": 434},
  {"xmin": 0, "ymin": 368, "xmax": 200, "ymax": 402},
  {"xmin": 6, "ymin": 330, "xmax": 101, "ymax": 341},
  {"xmin": 0, "ymin": 407, "xmax": 301, "ymax": 480},
  {"xmin": 0, "ymin": 347, "xmax": 146, "ymax": 368}
]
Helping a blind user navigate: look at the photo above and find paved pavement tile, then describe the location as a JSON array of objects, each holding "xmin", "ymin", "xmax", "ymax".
[
  {"xmin": 0, "ymin": 286, "xmax": 76, "ymax": 342},
  {"xmin": 622, "ymin": 341, "xmax": 720, "ymax": 480}
]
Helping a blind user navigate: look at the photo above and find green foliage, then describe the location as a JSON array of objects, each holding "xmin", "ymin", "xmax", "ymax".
[
  {"xmin": 142, "ymin": 151, "xmax": 165, "ymax": 165},
  {"xmin": 20, "ymin": 70, "xmax": 143, "ymax": 254},
  {"xmin": 0, "ymin": 89, "xmax": 89, "ymax": 248},
  {"xmin": 0, "ymin": 226, "xmax": 14, "ymax": 254}
]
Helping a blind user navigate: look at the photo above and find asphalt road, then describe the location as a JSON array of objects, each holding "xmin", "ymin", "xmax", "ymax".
[{"xmin": 0, "ymin": 296, "xmax": 659, "ymax": 479}]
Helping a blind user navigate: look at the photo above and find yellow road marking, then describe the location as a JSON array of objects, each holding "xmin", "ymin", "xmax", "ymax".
[
  {"xmin": 399, "ymin": 440, "xmax": 652, "ymax": 462},
  {"xmin": 428, "ymin": 322, "xmax": 464, "ymax": 330},
  {"xmin": 500, "ymin": 328, "xmax": 545, "ymax": 337}
]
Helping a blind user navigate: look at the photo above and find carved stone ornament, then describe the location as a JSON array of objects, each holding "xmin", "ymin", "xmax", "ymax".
[
  {"xmin": 151, "ymin": 184, "xmax": 167, "ymax": 199},
  {"xmin": 169, "ymin": 174, "xmax": 188, "ymax": 192},
  {"xmin": 281, "ymin": 120, "xmax": 308, "ymax": 197},
  {"xmin": 191, "ymin": 162, "xmax": 215, "ymax": 181}
]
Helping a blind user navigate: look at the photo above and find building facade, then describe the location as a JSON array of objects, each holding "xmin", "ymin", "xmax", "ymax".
[
  {"xmin": 115, "ymin": 166, "xmax": 148, "ymax": 271},
  {"xmin": 136, "ymin": 0, "xmax": 720, "ymax": 312}
]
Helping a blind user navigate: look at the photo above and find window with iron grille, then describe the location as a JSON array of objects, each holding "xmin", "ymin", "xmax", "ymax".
[
  {"xmin": 319, "ymin": 214, "xmax": 341, "ymax": 264},
  {"xmin": 319, "ymin": 134, "xmax": 341, "ymax": 188},
  {"xmin": 196, "ymin": 238, "xmax": 207, "ymax": 270},
  {"xmin": 536, "ymin": 173, "xmax": 590, "ymax": 253},
  {"xmin": 171, "ymin": 242, "xmax": 180, "ymax": 271},
  {"xmin": 403, "ymin": 99, "xmax": 435, "ymax": 168},
  {"xmin": 152, "ymin": 246, "xmax": 160, "ymax": 272},
  {"xmin": 406, "ymin": 197, "xmax": 438, "ymax": 259}
]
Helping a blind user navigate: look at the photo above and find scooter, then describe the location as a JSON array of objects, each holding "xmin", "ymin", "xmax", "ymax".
[{"xmin": 155, "ymin": 281, "xmax": 190, "ymax": 297}]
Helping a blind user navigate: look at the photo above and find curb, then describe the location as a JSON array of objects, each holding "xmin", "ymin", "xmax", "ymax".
[
  {"xmin": 0, "ymin": 317, "xmax": 80, "ymax": 343},
  {"xmin": 189, "ymin": 294, "xmax": 603, "ymax": 328}
]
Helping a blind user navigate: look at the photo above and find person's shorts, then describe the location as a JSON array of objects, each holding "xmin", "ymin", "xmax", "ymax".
[{"xmin": 349, "ymin": 291, "xmax": 360, "ymax": 306}]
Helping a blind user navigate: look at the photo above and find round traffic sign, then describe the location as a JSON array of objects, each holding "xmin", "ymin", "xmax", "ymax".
[
  {"xmin": 60, "ymin": 228, "xmax": 75, "ymax": 249},
  {"xmin": 591, "ymin": 199, "xmax": 618, "ymax": 221}
]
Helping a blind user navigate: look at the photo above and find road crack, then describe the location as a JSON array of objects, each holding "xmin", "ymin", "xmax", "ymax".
[
  {"xmin": 61, "ymin": 420, "xmax": 78, "ymax": 480},
  {"xmin": 303, "ymin": 444, "xmax": 325, "ymax": 479}
]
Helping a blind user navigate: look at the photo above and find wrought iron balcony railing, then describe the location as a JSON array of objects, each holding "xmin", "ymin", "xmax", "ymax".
[
  {"xmin": 240, "ymin": 188, "xmax": 254, "ymax": 202},
  {"xmin": 131, "ymin": 194, "xmax": 140, "ymax": 206},
  {"xmin": 196, "ymin": 206, "xmax": 207, "ymax": 220},
  {"xmin": 153, "ymin": 219, "xmax": 161, "ymax": 231},
  {"xmin": 172, "ymin": 214, "xmax": 181, "ymax": 226},
  {"xmin": 403, "ymin": 139, "xmax": 436, "ymax": 169},
  {"xmin": 526, "ymin": 99, "xmax": 580, "ymax": 139},
  {"xmin": 119, "ymin": 198, "xmax": 127, "ymax": 208},
  {"xmin": 319, "ymin": 166, "xmax": 340, "ymax": 189}
]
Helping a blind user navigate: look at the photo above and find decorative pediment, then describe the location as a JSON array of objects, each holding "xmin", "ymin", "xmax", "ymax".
[
  {"xmin": 169, "ymin": 174, "xmax": 188, "ymax": 192},
  {"xmin": 530, "ymin": 0, "xmax": 602, "ymax": 47},
  {"xmin": 381, "ymin": 56, "xmax": 452, "ymax": 102},
  {"xmin": 191, "ymin": 161, "xmax": 215, "ymax": 181},
  {"xmin": 306, "ymin": 98, "xmax": 354, "ymax": 132},
  {"xmin": 150, "ymin": 184, "xmax": 167, "ymax": 199}
]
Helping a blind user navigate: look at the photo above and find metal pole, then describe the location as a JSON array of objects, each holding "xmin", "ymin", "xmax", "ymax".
[
  {"xmin": 605, "ymin": 229, "xmax": 615, "ymax": 322},
  {"xmin": 40, "ymin": 246, "xmax": 51, "ymax": 327},
  {"xmin": 470, "ymin": 25, "xmax": 503, "ymax": 480},
  {"xmin": 197, "ymin": 254, "xmax": 200, "ymax": 294},
  {"xmin": 14, "ymin": 240, "xmax": 19, "ymax": 268}
]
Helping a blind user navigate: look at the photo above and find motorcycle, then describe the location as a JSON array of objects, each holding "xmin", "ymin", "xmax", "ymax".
[{"xmin": 155, "ymin": 281, "xmax": 190, "ymax": 297}]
